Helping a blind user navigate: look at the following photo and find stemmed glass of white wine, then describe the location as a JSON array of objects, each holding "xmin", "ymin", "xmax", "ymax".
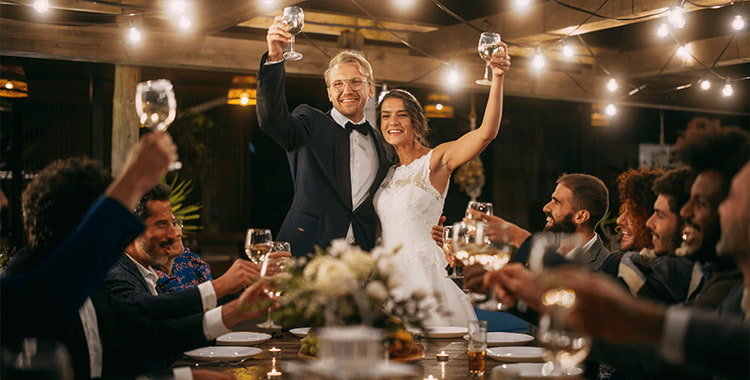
[
  {"xmin": 257, "ymin": 255, "xmax": 290, "ymax": 330},
  {"xmin": 135, "ymin": 79, "xmax": 181, "ymax": 170},
  {"xmin": 476, "ymin": 32, "xmax": 502, "ymax": 86},
  {"xmin": 244, "ymin": 228, "xmax": 272, "ymax": 264},
  {"xmin": 282, "ymin": 6, "xmax": 304, "ymax": 61}
]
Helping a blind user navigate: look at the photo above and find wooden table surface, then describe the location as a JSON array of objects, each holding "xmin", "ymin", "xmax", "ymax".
[{"xmin": 173, "ymin": 323, "xmax": 544, "ymax": 380}]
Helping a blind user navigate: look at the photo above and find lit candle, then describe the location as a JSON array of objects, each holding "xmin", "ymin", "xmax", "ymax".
[
  {"xmin": 266, "ymin": 368, "xmax": 283, "ymax": 378},
  {"xmin": 436, "ymin": 351, "xmax": 449, "ymax": 362},
  {"xmin": 269, "ymin": 347, "xmax": 281, "ymax": 353}
]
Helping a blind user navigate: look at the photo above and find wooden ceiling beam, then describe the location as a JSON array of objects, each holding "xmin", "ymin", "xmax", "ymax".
[{"xmin": 409, "ymin": 0, "xmax": 732, "ymax": 57}]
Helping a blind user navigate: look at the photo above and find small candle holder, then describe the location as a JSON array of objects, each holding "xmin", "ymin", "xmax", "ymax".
[
  {"xmin": 436, "ymin": 351, "xmax": 449, "ymax": 362},
  {"xmin": 266, "ymin": 368, "xmax": 283, "ymax": 378}
]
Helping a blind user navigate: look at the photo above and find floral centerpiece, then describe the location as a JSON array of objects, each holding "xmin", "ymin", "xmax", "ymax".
[{"xmin": 273, "ymin": 239, "xmax": 442, "ymax": 359}]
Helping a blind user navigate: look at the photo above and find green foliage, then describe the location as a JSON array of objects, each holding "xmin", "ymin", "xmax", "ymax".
[{"xmin": 166, "ymin": 173, "xmax": 202, "ymax": 233}]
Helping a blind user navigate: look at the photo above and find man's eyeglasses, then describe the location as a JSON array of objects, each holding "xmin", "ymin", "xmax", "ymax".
[
  {"xmin": 329, "ymin": 77, "xmax": 367, "ymax": 92},
  {"xmin": 155, "ymin": 218, "xmax": 184, "ymax": 229}
]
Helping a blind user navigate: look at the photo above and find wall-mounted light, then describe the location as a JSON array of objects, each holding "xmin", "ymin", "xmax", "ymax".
[
  {"xmin": 0, "ymin": 62, "xmax": 30, "ymax": 98},
  {"xmin": 227, "ymin": 75, "xmax": 257, "ymax": 106}
]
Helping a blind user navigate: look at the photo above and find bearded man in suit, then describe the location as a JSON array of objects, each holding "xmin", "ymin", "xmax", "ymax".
[{"xmin": 258, "ymin": 15, "xmax": 392, "ymax": 256}]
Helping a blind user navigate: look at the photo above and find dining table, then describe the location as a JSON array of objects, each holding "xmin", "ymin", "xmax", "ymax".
[{"xmin": 171, "ymin": 320, "xmax": 583, "ymax": 380}]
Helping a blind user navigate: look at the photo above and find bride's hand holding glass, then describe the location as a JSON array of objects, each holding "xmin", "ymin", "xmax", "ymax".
[{"xmin": 487, "ymin": 40, "xmax": 511, "ymax": 79}]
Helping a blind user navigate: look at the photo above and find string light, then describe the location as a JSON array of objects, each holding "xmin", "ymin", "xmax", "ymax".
[
  {"xmin": 722, "ymin": 80, "xmax": 734, "ymax": 97},
  {"xmin": 605, "ymin": 103, "xmax": 617, "ymax": 116},
  {"xmin": 732, "ymin": 15, "xmax": 745, "ymax": 31},
  {"xmin": 561, "ymin": 41, "xmax": 574, "ymax": 58},
  {"xmin": 699, "ymin": 79, "xmax": 711, "ymax": 90},
  {"xmin": 178, "ymin": 15, "xmax": 192, "ymax": 30},
  {"xmin": 391, "ymin": 0, "xmax": 418, "ymax": 11},
  {"xmin": 33, "ymin": 0, "xmax": 50, "ymax": 13},
  {"xmin": 531, "ymin": 48, "xmax": 546, "ymax": 70},
  {"xmin": 167, "ymin": 0, "xmax": 187, "ymax": 15},
  {"xmin": 128, "ymin": 26, "xmax": 142, "ymax": 43},
  {"xmin": 606, "ymin": 78, "xmax": 618, "ymax": 92},
  {"xmin": 512, "ymin": 0, "xmax": 531, "ymax": 11},
  {"xmin": 668, "ymin": 6, "xmax": 686, "ymax": 29},
  {"xmin": 656, "ymin": 23, "xmax": 670, "ymax": 38},
  {"xmin": 444, "ymin": 64, "xmax": 461, "ymax": 88}
]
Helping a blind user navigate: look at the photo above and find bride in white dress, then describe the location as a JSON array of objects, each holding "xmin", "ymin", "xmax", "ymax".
[{"xmin": 373, "ymin": 42, "xmax": 510, "ymax": 327}]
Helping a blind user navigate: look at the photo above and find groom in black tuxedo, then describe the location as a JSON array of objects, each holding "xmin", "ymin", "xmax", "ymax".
[{"xmin": 258, "ymin": 16, "xmax": 392, "ymax": 256}]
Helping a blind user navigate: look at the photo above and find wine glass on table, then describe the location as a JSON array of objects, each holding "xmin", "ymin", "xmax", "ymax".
[
  {"xmin": 282, "ymin": 6, "xmax": 304, "ymax": 61},
  {"xmin": 244, "ymin": 228, "xmax": 272, "ymax": 265},
  {"xmin": 135, "ymin": 79, "xmax": 181, "ymax": 171},
  {"xmin": 257, "ymin": 255, "xmax": 290, "ymax": 330},
  {"xmin": 528, "ymin": 233, "xmax": 591, "ymax": 377},
  {"xmin": 476, "ymin": 32, "xmax": 503, "ymax": 86}
]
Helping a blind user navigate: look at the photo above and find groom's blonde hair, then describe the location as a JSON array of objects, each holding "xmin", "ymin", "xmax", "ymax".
[{"xmin": 324, "ymin": 50, "xmax": 374, "ymax": 87}]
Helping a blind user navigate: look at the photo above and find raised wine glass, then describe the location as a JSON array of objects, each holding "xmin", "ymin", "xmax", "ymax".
[
  {"xmin": 466, "ymin": 201, "xmax": 493, "ymax": 219},
  {"xmin": 527, "ymin": 233, "xmax": 591, "ymax": 377},
  {"xmin": 452, "ymin": 220, "xmax": 490, "ymax": 303},
  {"xmin": 476, "ymin": 32, "xmax": 502, "ymax": 86},
  {"xmin": 135, "ymin": 79, "xmax": 181, "ymax": 170},
  {"xmin": 244, "ymin": 228, "xmax": 272, "ymax": 264},
  {"xmin": 257, "ymin": 256, "xmax": 290, "ymax": 330},
  {"xmin": 282, "ymin": 6, "xmax": 304, "ymax": 61},
  {"xmin": 442, "ymin": 225, "xmax": 463, "ymax": 279}
]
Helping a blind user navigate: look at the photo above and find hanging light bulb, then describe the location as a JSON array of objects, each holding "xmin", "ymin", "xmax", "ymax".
[
  {"xmin": 378, "ymin": 83, "xmax": 388, "ymax": 102},
  {"xmin": 722, "ymin": 80, "xmax": 734, "ymax": 97},
  {"xmin": 444, "ymin": 64, "xmax": 461, "ymax": 88},
  {"xmin": 128, "ymin": 26, "xmax": 142, "ymax": 43},
  {"xmin": 513, "ymin": 0, "xmax": 531, "ymax": 11},
  {"xmin": 732, "ymin": 15, "xmax": 745, "ymax": 31},
  {"xmin": 178, "ymin": 15, "xmax": 192, "ymax": 30},
  {"xmin": 167, "ymin": 0, "xmax": 187, "ymax": 15},
  {"xmin": 699, "ymin": 79, "xmax": 711, "ymax": 90},
  {"xmin": 657, "ymin": 23, "xmax": 670, "ymax": 38},
  {"xmin": 606, "ymin": 78, "xmax": 618, "ymax": 92},
  {"xmin": 561, "ymin": 41, "xmax": 574, "ymax": 58},
  {"xmin": 531, "ymin": 48, "xmax": 545, "ymax": 70},
  {"xmin": 605, "ymin": 103, "xmax": 617, "ymax": 116},
  {"xmin": 668, "ymin": 6, "xmax": 686, "ymax": 29},
  {"xmin": 33, "ymin": 0, "xmax": 50, "ymax": 13}
]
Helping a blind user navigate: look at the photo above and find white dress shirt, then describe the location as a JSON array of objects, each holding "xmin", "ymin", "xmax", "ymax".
[{"xmin": 330, "ymin": 108, "xmax": 378, "ymax": 243}]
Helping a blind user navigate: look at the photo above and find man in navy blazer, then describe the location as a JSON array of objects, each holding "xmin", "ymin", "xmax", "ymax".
[{"xmin": 259, "ymin": 16, "xmax": 392, "ymax": 256}]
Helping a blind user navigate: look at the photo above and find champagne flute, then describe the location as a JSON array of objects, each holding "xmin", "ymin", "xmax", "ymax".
[
  {"xmin": 244, "ymin": 228, "xmax": 272, "ymax": 264},
  {"xmin": 282, "ymin": 6, "xmax": 304, "ymax": 61},
  {"xmin": 527, "ymin": 233, "xmax": 590, "ymax": 376},
  {"xmin": 476, "ymin": 32, "xmax": 502, "ymax": 86},
  {"xmin": 442, "ymin": 225, "xmax": 463, "ymax": 279},
  {"xmin": 257, "ymin": 256, "xmax": 290, "ymax": 330},
  {"xmin": 135, "ymin": 79, "xmax": 181, "ymax": 170}
]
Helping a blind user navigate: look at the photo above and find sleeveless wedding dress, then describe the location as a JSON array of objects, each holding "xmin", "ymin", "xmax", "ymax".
[{"xmin": 374, "ymin": 150, "xmax": 476, "ymax": 327}]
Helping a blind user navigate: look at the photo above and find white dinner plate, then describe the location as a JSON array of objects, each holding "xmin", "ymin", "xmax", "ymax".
[
  {"xmin": 184, "ymin": 346, "xmax": 262, "ymax": 361},
  {"xmin": 290, "ymin": 327, "xmax": 311, "ymax": 338},
  {"xmin": 492, "ymin": 363, "xmax": 583, "ymax": 379},
  {"xmin": 462, "ymin": 332, "xmax": 535, "ymax": 346},
  {"xmin": 487, "ymin": 346, "xmax": 544, "ymax": 362},
  {"xmin": 409, "ymin": 326, "xmax": 468, "ymax": 338},
  {"xmin": 216, "ymin": 332, "xmax": 272, "ymax": 346}
]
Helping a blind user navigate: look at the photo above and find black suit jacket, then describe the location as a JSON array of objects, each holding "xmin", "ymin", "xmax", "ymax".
[{"xmin": 256, "ymin": 53, "xmax": 393, "ymax": 256}]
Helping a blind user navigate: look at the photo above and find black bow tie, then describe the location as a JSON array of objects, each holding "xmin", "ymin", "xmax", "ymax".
[{"xmin": 345, "ymin": 121, "xmax": 371, "ymax": 136}]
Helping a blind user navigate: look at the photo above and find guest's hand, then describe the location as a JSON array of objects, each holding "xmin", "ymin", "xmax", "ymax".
[
  {"xmin": 548, "ymin": 266, "xmax": 665, "ymax": 344},
  {"xmin": 212, "ymin": 259, "xmax": 260, "ymax": 298},
  {"xmin": 462, "ymin": 264, "xmax": 487, "ymax": 293},
  {"xmin": 431, "ymin": 215, "xmax": 447, "ymax": 248},
  {"xmin": 465, "ymin": 210, "xmax": 530, "ymax": 248},
  {"xmin": 484, "ymin": 263, "xmax": 542, "ymax": 311},
  {"xmin": 191, "ymin": 369, "xmax": 236, "ymax": 379},
  {"xmin": 221, "ymin": 282, "xmax": 271, "ymax": 327},
  {"xmin": 266, "ymin": 16, "xmax": 291, "ymax": 62},
  {"xmin": 489, "ymin": 41, "xmax": 511, "ymax": 78},
  {"xmin": 267, "ymin": 250, "xmax": 292, "ymax": 260}
]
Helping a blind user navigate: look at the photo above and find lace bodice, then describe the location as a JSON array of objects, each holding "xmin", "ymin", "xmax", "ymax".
[{"xmin": 374, "ymin": 150, "xmax": 448, "ymax": 266}]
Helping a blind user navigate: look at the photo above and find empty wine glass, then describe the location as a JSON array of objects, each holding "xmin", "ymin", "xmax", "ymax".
[
  {"xmin": 135, "ymin": 79, "xmax": 181, "ymax": 170},
  {"xmin": 257, "ymin": 256, "xmax": 290, "ymax": 329},
  {"xmin": 476, "ymin": 32, "xmax": 502, "ymax": 86},
  {"xmin": 244, "ymin": 228, "xmax": 273, "ymax": 264},
  {"xmin": 282, "ymin": 6, "xmax": 304, "ymax": 61}
]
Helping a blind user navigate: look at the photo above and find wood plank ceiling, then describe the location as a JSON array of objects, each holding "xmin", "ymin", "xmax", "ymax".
[{"xmin": 1, "ymin": 0, "xmax": 748, "ymax": 114}]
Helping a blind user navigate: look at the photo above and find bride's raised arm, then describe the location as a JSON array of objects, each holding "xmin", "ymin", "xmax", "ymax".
[{"xmin": 430, "ymin": 41, "xmax": 511, "ymax": 180}]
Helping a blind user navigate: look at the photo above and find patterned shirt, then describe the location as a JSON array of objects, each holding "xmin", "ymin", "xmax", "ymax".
[{"xmin": 156, "ymin": 248, "xmax": 212, "ymax": 293}]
